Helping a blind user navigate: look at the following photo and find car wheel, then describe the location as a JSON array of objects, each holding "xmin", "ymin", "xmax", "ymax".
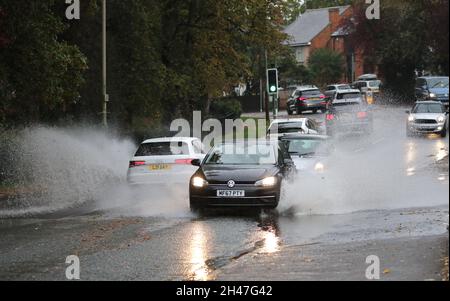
[
  {"xmin": 287, "ymin": 108, "xmax": 293, "ymax": 115},
  {"xmin": 440, "ymin": 127, "xmax": 447, "ymax": 138},
  {"xmin": 189, "ymin": 200, "xmax": 202, "ymax": 213}
]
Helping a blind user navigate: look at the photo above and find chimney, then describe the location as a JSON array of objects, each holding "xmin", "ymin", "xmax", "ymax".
[{"xmin": 329, "ymin": 8, "xmax": 340, "ymax": 33}]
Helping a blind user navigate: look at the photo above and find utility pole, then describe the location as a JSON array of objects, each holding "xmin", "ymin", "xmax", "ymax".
[
  {"xmin": 102, "ymin": 0, "xmax": 108, "ymax": 128},
  {"xmin": 264, "ymin": 50, "xmax": 270, "ymax": 125}
]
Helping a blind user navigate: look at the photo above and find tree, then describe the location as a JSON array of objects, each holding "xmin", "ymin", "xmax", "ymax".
[
  {"xmin": 344, "ymin": 0, "xmax": 448, "ymax": 99},
  {"xmin": 308, "ymin": 48, "xmax": 344, "ymax": 87},
  {"xmin": 0, "ymin": 0, "xmax": 87, "ymax": 124}
]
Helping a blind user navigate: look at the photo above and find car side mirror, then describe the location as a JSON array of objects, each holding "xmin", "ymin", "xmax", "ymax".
[
  {"xmin": 191, "ymin": 159, "xmax": 201, "ymax": 167},
  {"xmin": 405, "ymin": 110, "xmax": 410, "ymax": 114}
]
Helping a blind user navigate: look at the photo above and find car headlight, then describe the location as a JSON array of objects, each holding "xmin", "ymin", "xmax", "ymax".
[
  {"xmin": 437, "ymin": 116, "xmax": 445, "ymax": 123},
  {"xmin": 429, "ymin": 93, "xmax": 437, "ymax": 98},
  {"xmin": 255, "ymin": 176, "xmax": 277, "ymax": 187},
  {"xmin": 408, "ymin": 115, "xmax": 415, "ymax": 122},
  {"xmin": 192, "ymin": 177, "xmax": 208, "ymax": 188},
  {"xmin": 314, "ymin": 162, "xmax": 325, "ymax": 172}
]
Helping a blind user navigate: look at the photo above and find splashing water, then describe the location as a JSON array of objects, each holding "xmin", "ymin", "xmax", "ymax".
[{"xmin": 0, "ymin": 126, "xmax": 136, "ymax": 217}]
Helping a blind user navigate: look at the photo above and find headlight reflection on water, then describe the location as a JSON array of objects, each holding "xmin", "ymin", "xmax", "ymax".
[{"xmin": 188, "ymin": 222, "xmax": 210, "ymax": 281}]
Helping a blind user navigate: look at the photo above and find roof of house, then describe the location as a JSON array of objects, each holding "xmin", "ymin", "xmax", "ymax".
[{"xmin": 284, "ymin": 6, "xmax": 350, "ymax": 47}]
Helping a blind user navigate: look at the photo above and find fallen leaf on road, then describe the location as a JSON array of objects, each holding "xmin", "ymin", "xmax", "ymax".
[{"xmin": 383, "ymin": 268, "xmax": 391, "ymax": 274}]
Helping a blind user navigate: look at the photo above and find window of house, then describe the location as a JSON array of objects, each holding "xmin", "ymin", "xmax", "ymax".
[{"xmin": 295, "ymin": 47, "xmax": 305, "ymax": 63}]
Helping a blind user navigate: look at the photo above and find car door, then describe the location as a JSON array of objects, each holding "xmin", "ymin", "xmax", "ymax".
[
  {"xmin": 415, "ymin": 78, "xmax": 427, "ymax": 100},
  {"xmin": 324, "ymin": 86, "xmax": 336, "ymax": 97},
  {"xmin": 288, "ymin": 90, "xmax": 299, "ymax": 107}
]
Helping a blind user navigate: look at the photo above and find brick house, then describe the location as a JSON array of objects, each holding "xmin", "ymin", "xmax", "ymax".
[{"xmin": 284, "ymin": 6, "xmax": 367, "ymax": 83}]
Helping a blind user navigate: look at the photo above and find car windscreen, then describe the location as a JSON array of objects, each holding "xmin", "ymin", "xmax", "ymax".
[
  {"xmin": 368, "ymin": 80, "xmax": 381, "ymax": 88},
  {"xmin": 205, "ymin": 144, "xmax": 277, "ymax": 165},
  {"xmin": 135, "ymin": 142, "xmax": 190, "ymax": 156},
  {"xmin": 336, "ymin": 92, "xmax": 362, "ymax": 100},
  {"xmin": 301, "ymin": 90, "xmax": 321, "ymax": 97},
  {"xmin": 332, "ymin": 102, "xmax": 367, "ymax": 112},
  {"xmin": 337, "ymin": 85, "xmax": 351, "ymax": 90},
  {"xmin": 285, "ymin": 139, "xmax": 329, "ymax": 156},
  {"xmin": 413, "ymin": 103, "xmax": 444, "ymax": 114},
  {"xmin": 426, "ymin": 77, "xmax": 449, "ymax": 88}
]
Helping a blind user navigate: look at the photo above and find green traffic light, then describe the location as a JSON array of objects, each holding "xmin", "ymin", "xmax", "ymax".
[{"xmin": 270, "ymin": 86, "xmax": 276, "ymax": 92}]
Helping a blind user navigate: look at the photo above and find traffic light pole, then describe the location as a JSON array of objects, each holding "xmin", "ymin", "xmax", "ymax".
[
  {"xmin": 267, "ymin": 68, "xmax": 279, "ymax": 120},
  {"xmin": 101, "ymin": 0, "xmax": 108, "ymax": 128}
]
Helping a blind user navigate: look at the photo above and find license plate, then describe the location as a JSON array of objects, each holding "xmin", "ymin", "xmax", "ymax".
[
  {"xmin": 217, "ymin": 190, "xmax": 245, "ymax": 197},
  {"xmin": 148, "ymin": 164, "xmax": 171, "ymax": 171}
]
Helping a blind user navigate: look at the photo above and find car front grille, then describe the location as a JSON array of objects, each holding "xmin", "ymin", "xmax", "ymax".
[{"xmin": 415, "ymin": 119, "xmax": 437, "ymax": 124}]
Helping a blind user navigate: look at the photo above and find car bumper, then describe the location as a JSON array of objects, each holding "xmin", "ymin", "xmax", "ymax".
[
  {"xmin": 408, "ymin": 122, "xmax": 446, "ymax": 133},
  {"xmin": 296, "ymin": 103, "xmax": 327, "ymax": 111},
  {"xmin": 190, "ymin": 184, "xmax": 280, "ymax": 208},
  {"xmin": 327, "ymin": 120, "xmax": 372, "ymax": 134}
]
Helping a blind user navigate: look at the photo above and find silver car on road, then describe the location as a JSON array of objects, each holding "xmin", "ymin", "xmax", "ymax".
[{"xmin": 406, "ymin": 101, "xmax": 448, "ymax": 138}]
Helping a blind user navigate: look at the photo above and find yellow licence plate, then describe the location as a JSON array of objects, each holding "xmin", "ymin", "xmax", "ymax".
[{"xmin": 148, "ymin": 164, "xmax": 171, "ymax": 171}]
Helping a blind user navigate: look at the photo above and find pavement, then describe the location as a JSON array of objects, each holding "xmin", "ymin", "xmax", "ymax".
[{"xmin": 0, "ymin": 106, "xmax": 448, "ymax": 281}]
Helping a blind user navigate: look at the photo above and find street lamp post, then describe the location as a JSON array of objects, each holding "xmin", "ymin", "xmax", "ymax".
[{"xmin": 102, "ymin": 0, "xmax": 108, "ymax": 127}]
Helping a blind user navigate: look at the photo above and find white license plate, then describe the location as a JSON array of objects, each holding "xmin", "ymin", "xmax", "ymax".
[{"xmin": 216, "ymin": 190, "xmax": 245, "ymax": 197}]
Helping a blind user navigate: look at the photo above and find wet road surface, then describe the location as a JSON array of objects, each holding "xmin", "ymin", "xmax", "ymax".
[{"xmin": 0, "ymin": 106, "xmax": 448, "ymax": 281}]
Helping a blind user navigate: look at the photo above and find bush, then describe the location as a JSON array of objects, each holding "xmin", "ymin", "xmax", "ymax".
[
  {"xmin": 308, "ymin": 49, "xmax": 345, "ymax": 88},
  {"xmin": 209, "ymin": 98, "xmax": 242, "ymax": 120}
]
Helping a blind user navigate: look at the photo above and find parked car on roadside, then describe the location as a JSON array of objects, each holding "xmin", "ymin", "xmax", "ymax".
[
  {"xmin": 267, "ymin": 118, "xmax": 320, "ymax": 139},
  {"xmin": 406, "ymin": 101, "xmax": 448, "ymax": 138},
  {"xmin": 415, "ymin": 76, "xmax": 449, "ymax": 110},
  {"xmin": 287, "ymin": 86, "xmax": 327, "ymax": 115},
  {"xmin": 324, "ymin": 84, "xmax": 352, "ymax": 98},
  {"xmin": 352, "ymin": 79, "xmax": 382, "ymax": 94},
  {"xmin": 127, "ymin": 137, "xmax": 207, "ymax": 185}
]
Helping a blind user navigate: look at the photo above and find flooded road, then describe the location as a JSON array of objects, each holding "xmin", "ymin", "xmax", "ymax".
[{"xmin": 0, "ymin": 106, "xmax": 448, "ymax": 280}]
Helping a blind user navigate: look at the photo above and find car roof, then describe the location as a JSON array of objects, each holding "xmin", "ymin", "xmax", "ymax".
[
  {"xmin": 141, "ymin": 137, "xmax": 199, "ymax": 144},
  {"xmin": 418, "ymin": 76, "xmax": 449, "ymax": 79},
  {"xmin": 328, "ymin": 84, "xmax": 350, "ymax": 87},
  {"xmin": 270, "ymin": 118, "xmax": 306, "ymax": 125},
  {"xmin": 336, "ymin": 89, "xmax": 361, "ymax": 94},
  {"xmin": 357, "ymin": 74, "xmax": 378, "ymax": 80},
  {"xmin": 215, "ymin": 139, "xmax": 280, "ymax": 147},
  {"xmin": 280, "ymin": 134, "xmax": 329, "ymax": 140},
  {"xmin": 414, "ymin": 101, "xmax": 443, "ymax": 105},
  {"xmin": 295, "ymin": 85, "xmax": 319, "ymax": 91}
]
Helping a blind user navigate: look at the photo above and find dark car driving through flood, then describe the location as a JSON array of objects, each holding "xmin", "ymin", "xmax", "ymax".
[{"xmin": 189, "ymin": 140, "xmax": 296, "ymax": 211}]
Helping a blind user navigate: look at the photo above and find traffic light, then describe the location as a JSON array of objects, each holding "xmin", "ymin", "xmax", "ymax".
[{"xmin": 267, "ymin": 68, "xmax": 278, "ymax": 95}]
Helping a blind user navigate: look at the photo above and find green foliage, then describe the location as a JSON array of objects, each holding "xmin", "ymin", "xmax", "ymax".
[
  {"xmin": 308, "ymin": 48, "xmax": 344, "ymax": 87},
  {"xmin": 209, "ymin": 98, "xmax": 242, "ymax": 120},
  {"xmin": 278, "ymin": 52, "xmax": 313, "ymax": 85},
  {"xmin": 0, "ymin": 0, "xmax": 289, "ymax": 132},
  {"xmin": 348, "ymin": 0, "xmax": 449, "ymax": 98},
  {"xmin": 0, "ymin": 0, "xmax": 87, "ymax": 124}
]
